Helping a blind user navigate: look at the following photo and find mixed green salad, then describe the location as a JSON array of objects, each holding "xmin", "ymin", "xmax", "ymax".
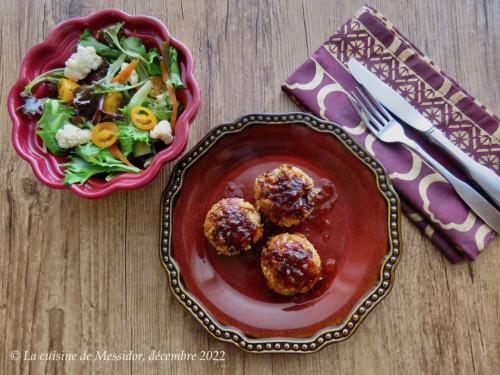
[{"xmin": 20, "ymin": 22, "xmax": 183, "ymax": 184}]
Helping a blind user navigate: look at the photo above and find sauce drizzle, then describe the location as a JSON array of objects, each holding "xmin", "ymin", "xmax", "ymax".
[{"xmin": 212, "ymin": 199, "xmax": 258, "ymax": 254}]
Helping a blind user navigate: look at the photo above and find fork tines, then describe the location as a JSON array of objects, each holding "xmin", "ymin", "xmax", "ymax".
[{"xmin": 349, "ymin": 86, "xmax": 393, "ymax": 133}]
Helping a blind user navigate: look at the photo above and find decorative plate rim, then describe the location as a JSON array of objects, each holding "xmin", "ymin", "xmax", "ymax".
[{"xmin": 159, "ymin": 112, "xmax": 402, "ymax": 353}]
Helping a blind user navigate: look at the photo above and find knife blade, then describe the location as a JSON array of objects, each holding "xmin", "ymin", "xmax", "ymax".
[{"xmin": 347, "ymin": 58, "xmax": 500, "ymax": 208}]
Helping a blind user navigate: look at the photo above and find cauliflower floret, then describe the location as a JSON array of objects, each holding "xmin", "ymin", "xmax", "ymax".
[
  {"xmin": 64, "ymin": 45, "xmax": 103, "ymax": 82},
  {"xmin": 120, "ymin": 62, "xmax": 139, "ymax": 85},
  {"xmin": 55, "ymin": 124, "xmax": 92, "ymax": 149},
  {"xmin": 150, "ymin": 120, "xmax": 173, "ymax": 145}
]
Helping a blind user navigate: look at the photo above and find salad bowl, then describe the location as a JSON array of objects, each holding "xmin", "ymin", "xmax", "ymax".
[
  {"xmin": 8, "ymin": 8, "xmax": 200, "ymax": 198},
  {"xmin": 160, "ymin": 113, "xmax": 402, "ymax": 353}
]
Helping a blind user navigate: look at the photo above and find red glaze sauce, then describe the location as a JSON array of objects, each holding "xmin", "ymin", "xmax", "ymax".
[
  {"xmin": 303, "ymin": 178, "xmax": 338, "ymax": 244},
  {"xmin": 262, "ymin": 240, "xmax": 321, "ymax": 292},
  {"xmin": 308, "ymin": 179, "xmax": 337, "ymax": 220},
  {"xmin": 284, "ymin": 258, "xmax": 336, "ymax": 308},
  {"xmin": 212, "ymin": 199, "xmax": 259, "ymax": 254},
  {"xmin": 257, "ymin": 166, "xmax": 317, "ymax": 222},
  {"xmin": 223, "ymin": 181, "xmax": 246, "ymax": 198}
]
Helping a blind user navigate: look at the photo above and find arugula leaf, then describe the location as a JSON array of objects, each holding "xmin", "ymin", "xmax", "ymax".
[
  {"xmin": 103, "ymin": 23, "xmax": 149, "ymax": 64},
  {"xmin": 119, "ymin": 36, "xmax": 161, "ymax": 75},
  {"xmin": 37, "ymin": 99, "xmax": 74, "ymax": 155},
  {"xmin": 120, "ymin": 37, "xmax": 148, "ymax": 60},
  {"xmin": 79, "ymin": 28, "xmax": 121, "ymax": 59},
  {"xmin": 116, "ymin": 121, "xmax": 151, "ymax": 156},
  {"xmin": 117, "ymin": 36, "xmax": 162, "ymax": 78},
  {"xmin": 165, "ymin": 46, "xmax": 184, "ymax": 88},
  {"xmin": 135, "ymin": 63, "xmax": 149, "ymax": 82},
  {"xmin": 94, "ymin": 80, "xmax": 146, "ymax": 94},
  {"xmin": 21, "ymin": 68, "xmax": 65, "ymax": 97},
  {"xmin": 63, "ymin": 155, "xmax": 140, "ymax": 185},
  {"xmin": 102, "ymin": 23, "xmax": 163, "ymax": 74},
  {"xmin": 101, "ymin": 53, "xmax": 126, "ymax": 84}
]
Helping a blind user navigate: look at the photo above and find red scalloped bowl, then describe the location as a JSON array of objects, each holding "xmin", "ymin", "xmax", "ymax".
[{"xmin": 8, "ymin": 8, "xmax": 200, "ymax": 198}]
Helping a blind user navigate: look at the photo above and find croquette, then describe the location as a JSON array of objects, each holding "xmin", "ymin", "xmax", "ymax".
[
  {"xmin": 204, "ymin": 198, "xmax": 263, "ymax": 255},
  {"xmin": 261, "ymin": 233, "xmax": 322, "ymax": 295},
  {"xmin": 255, "ymin": 164, "xmax": 318, "ymax": 227}
]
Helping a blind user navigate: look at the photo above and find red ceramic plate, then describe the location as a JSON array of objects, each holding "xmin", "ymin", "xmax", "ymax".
[
  {"xmin": 160, "ymin": 113, "xmax": 402, "ymax": 353},
  {"xmin": 8, "ymin": 8, "xmax": 200, "ymax": 198}
]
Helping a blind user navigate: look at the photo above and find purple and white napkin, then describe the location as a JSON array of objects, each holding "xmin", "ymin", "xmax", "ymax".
[{"xmin": 282, "ymin": 6, "xmax": 499, "ymax": 261}]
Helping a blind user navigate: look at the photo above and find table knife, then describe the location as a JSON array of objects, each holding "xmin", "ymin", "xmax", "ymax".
[{"xmin": 347, "ymin": 58, "xmax": 500, "ymax": 207}]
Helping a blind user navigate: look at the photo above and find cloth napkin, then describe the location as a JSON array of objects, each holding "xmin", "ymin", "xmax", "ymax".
[{"xmin": 282, "ymin": 5, "xmax": 499, "ymax": 262}]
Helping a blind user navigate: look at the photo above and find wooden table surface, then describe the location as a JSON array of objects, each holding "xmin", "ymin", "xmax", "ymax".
[{"xmin": 1, "ymin": 0, "xmax": 499, "ymax": 374}]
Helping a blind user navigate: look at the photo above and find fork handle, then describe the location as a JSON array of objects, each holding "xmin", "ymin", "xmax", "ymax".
[
  {"xmin": 427, "ymin": 128, "xmax": 500, "ymax": 207},
  {"xmin": 405, "ymin": 139, "xmax": 500, "ymax": 233}
]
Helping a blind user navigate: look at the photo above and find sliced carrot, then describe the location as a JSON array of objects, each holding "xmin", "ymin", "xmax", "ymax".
[
  {"xmin": 109, "ymin": 143, "xmax": 134, "ymax": 167},
  {"xmin": 166, "ymin": 85, "xmax": 177, "ymax": 132},
  {"xmin": 112, "ymin": 59, "xmax": 140, "ymax": 83},
  {"xmin": 160, "ymin": 60, "xmax": 178, "ymax": 133},
  {"xmin": 160, "ymin": 60, "xmax": 169, "ymax": 84}
]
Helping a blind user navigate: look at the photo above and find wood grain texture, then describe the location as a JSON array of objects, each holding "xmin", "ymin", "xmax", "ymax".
[{"xmin": 1, "ymin": 0, "xmax": 499, "ymax": 374}]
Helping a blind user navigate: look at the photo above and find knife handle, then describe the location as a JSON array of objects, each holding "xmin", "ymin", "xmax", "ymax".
[{"xmin": 427, "ymin": 128, "xmax": 500, "ymax": 207}]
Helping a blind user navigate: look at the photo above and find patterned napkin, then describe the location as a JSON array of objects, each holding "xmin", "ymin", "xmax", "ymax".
[{"xmin": 282, "ymin": 6, "xmax": 499, "ymax": 262}]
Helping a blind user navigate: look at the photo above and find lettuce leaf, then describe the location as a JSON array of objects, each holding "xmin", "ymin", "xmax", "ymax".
[
  {"xmin": 75, "ymin": 143, "xmax": 122, "ymax": 165},
  {"xmin": 145, "ymin": 95, "xmax": 172, "ymax": 121},
  {"xmin": 63, "ymin": 155, "xmax": 140, "ymax": 185},
  {"xmin": 165, "ymin": 46, "xmax": 184, "ymax": 88},
  {"xmin": 62, "ymin": 143, "xmax": 141, "ymax": 184},
  {"xmin": 37, "ymin": 99, "xmax": 74, "ymax": 155},
  {"xmin": 116, "ymin": 121, "xmax": 151, "ymax": 156},
  {"xmin": 145, "ymin": 48, "xmax": 162, "ymax": 76},
  {"xmin": 79, "ymin": 28, "xmax": 121, "ymax": 59}
]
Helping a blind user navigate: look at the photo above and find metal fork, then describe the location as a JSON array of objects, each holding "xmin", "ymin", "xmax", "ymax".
[{"xmin": 349, "ymin": 87, "xmax": 500, "ymax": 233}]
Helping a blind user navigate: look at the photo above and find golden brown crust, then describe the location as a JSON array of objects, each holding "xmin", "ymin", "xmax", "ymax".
[
  {"xmin": 254, "ymin": 164, "xmax": 318, "ymax": 227},
  {"xmin": 204, "ymin": 198, "xmax": 263, "ymax": 255},
  {"xmin": 261, "ymin": 233, "xmax": 322, "ymax": 295}
]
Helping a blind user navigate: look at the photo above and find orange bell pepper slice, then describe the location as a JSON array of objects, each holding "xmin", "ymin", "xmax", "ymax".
[
  {"xmin": 112, "ymin": 59, "xmax": 140, "ymax": 83},
  {"xmin": 109, "ymin": 143, "xmax": 134, "ymax": 167},
  {"xmin": 131, "ymin": 106, "xmax": 158, "ymax": 130},
  {"xmin": 57, "ymin": 78, "xmax": 80, "ymax": 103},
  {"xmin": 103, "ymin": 92, "xmax": 123, "ymax": 113},
  {"xmin": 91, "ymin": 122, "xmax": 118, "ymax": 148},
  {"xmin": 148, "ymin": 76, "xmax": 166, "ymax": 98},
  {"xmin": 160, "ymin": 59, "xmax": 178, "ymax": 134}
]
